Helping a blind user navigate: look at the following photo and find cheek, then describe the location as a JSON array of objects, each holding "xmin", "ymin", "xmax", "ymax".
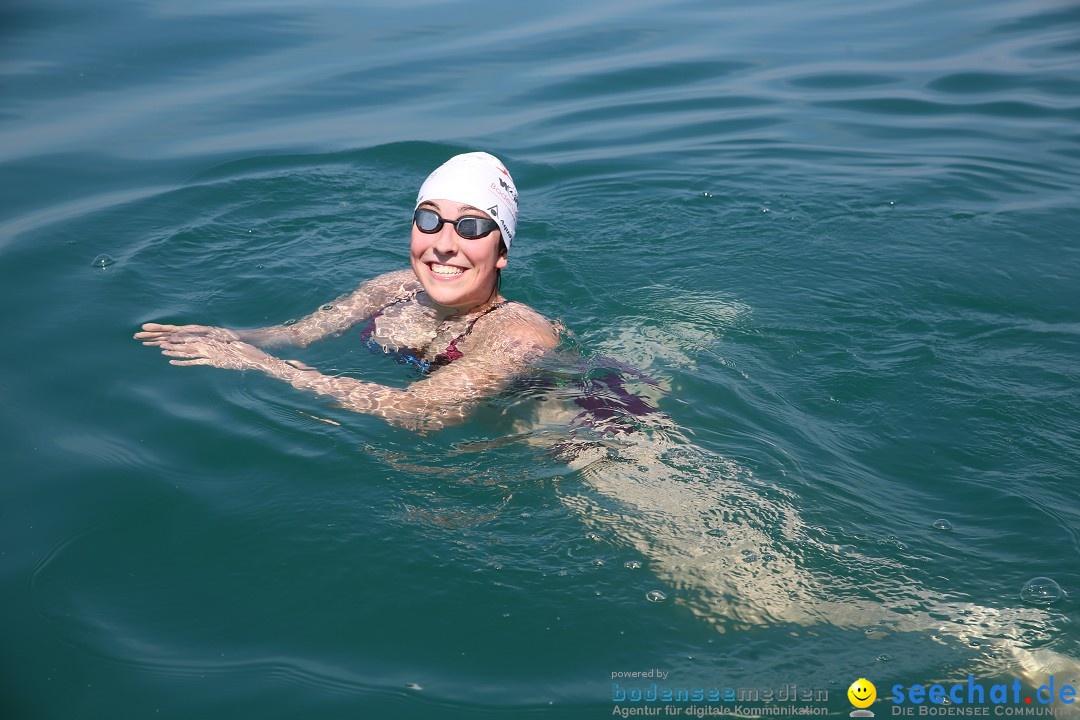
[
  {"xmin": 469, "ymin": 236, "xmax": 504, "ymax": 269},
  {"xmin": 409, "ymin": 232, "xmax": 428, "ymax": 257},
  {"xmin": 466, "ymin": 247, "xmax": 499, "ymax": 271}
]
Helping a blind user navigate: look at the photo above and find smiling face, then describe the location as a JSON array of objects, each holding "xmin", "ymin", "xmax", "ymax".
[
  {"xmin": 847, "ymin": 679, "xmax": 876, "ymax": 709},
  {"xmin": 410, "ymin": 198, "xmax": 507, "ymax": 313}
]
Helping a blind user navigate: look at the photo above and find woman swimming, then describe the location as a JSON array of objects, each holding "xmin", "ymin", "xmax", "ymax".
[{"xmin": 135, "ymin": 152, "xmax": 559, "ymax": 431}]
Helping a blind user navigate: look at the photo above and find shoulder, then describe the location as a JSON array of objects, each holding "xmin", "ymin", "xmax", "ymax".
[
  {"xmin": 344, "ymin": 269, "xmax": 423, "ymax": 312},
  {"xmin": 358, "ymin": 269, "xmax": 423, "ymax": 298},
  {"xmin": 474, "ymin": 301, "xmax": 559, "ymax": 356},
  {"xmin": 316, "ymin": 269, "xmax": 421, "ymax": 322}
]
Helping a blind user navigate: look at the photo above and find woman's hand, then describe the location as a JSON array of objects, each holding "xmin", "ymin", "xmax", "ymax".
[
  {"xmin": 157, "ymin": 335, "xmax": 273, "ymax": 372},
  {"xmin": 134, "ymin": 323, "xmax": 239, "ymax": 346}
]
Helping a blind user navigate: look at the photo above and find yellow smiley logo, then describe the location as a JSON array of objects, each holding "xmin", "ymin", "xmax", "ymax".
[{"xmin": 848, "ymin": 678, "xmax": 876, "ymax": 708}]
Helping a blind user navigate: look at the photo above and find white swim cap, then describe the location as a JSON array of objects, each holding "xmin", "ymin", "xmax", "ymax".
[{"xmin": 415, "ymin": 152, "xmax": 519, "ymax": 248}]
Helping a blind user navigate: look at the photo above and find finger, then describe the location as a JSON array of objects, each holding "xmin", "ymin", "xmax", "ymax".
[
  {"xmin": 168, "ymin": 358, "xmax": 210, "ymax": 366},
  {"xmin": 161, "ymin": 336, "xmax": 206, "ymax": 348},
  {"xmin": 161, "ymin": 349, "xmax": 204, "ymax": 359},
  {"xmin": 142, "ymin": 323, "xmax": 218, "ymax": 338},
  {"xmin": 160, "ymin": 344, "xmax": 208, "ymax": 356}
]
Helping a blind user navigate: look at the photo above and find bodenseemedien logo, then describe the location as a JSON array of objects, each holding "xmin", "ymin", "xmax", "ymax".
[{"xmin": 849, "ymin": 678, "xmax": 877, "ymax": 717}]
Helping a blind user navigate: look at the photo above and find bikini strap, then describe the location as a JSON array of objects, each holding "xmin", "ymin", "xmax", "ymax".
[
  {"xmin": 434, "ymin": 300, "xmax": 509, "ymax": 362},
  {"xmin": 458, "ymin": 299, "xmax": 511, "ymax": 338},
  {"xmin": 432, "ymin": 300, "xmax": 511, "ymax": 366}
]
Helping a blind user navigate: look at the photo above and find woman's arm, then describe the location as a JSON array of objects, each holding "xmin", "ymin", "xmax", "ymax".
[
  {"xmin": 135, "ymin": 270, "xmax": 420, "ymax": 349},
  {"xmin": 290, "ymin": 316, "xmax": 556, "ymax": 429},
  {"xmin": 157, "ymin": 305, "xmax": 558, "ymax": 431}
]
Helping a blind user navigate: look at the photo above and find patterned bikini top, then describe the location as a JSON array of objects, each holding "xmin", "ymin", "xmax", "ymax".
[{"xmin": 360, "ymin": 290, "xmax": 510, "ymax": 373}]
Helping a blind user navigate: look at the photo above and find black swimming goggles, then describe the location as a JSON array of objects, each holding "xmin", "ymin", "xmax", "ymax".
[{"xmin": 413, "ymin": 207, "xmax": 499, "ymax": 239}]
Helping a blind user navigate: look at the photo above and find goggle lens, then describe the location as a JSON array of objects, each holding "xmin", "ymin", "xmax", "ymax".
[{"xmin": 414, "ymin": 208, "xmax": 497, "ymax": 239}]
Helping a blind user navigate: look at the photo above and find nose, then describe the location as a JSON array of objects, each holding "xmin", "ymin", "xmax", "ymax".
[{"xmin": 432, "ymin": 222, "xmax": 458, "ymax": 255}]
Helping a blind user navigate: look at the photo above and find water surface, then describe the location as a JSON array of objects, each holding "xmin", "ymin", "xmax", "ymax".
[{"xmin": 2, "ymin": 0, "xmax": 1079, "ymax": 718}]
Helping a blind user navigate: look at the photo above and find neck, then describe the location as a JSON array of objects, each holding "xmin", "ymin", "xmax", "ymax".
[{"xmin": 432, "ymin": 287, "xmax": 502, "ymax": 320}]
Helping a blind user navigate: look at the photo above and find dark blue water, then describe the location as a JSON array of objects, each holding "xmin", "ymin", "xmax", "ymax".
[{"xmin": 2, "ymin": 0, "xmax": 1079, "ymax": 718}]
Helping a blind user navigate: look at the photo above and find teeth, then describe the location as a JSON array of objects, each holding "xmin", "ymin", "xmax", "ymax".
[{"xmin": 431, "ymin": 263, "xmax": 465, "ymax": 276}]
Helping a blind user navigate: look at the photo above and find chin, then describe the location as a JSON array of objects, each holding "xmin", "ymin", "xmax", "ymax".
[{"xmin": 419, "ymin": 281, "xmax": 466, "ymax": 308}]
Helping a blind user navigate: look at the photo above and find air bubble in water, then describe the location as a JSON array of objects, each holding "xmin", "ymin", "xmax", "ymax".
[
  {"xmin": 645, "ymin": 590, "xmax": 667, "ymax": 603},
  {"xmin": 1020, "ymin": 577, "xmax": 1063, "ymax": 606},
  {"xmin": 932, "ymin": 519, "xmax": 953, "ymax": 531},
  {"xmin": 91, "ymin": 254, "xmax": 115, "ymax": 268},
  {"xmin": 706, "ymin": 528, "xmax": 727, "ymax": 537},
  {"xmin": 624, "ymin": 561, "xmax": 642, "ymax": 570},
  {"xmin": 864, "ymin": 626, "xmax": 891, "ymax": 640}
]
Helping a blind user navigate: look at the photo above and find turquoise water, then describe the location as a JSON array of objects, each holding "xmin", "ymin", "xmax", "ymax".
[{"xmin": 3, "ymin": 0, "xmax": 1079, "ymax": 718}]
